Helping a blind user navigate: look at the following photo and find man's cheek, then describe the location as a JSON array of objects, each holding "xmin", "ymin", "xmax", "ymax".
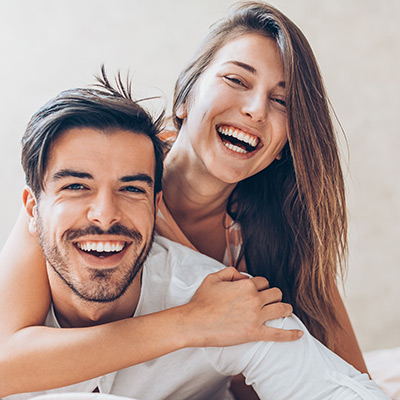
[{"xmin": 53, "ymin": 201, "xmax": 85, "ymax": 223}]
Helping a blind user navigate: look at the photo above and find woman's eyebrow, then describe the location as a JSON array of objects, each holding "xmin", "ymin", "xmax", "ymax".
[{"xmin": 224, "ymin": 60, "xmax": 257, "ymax": 74}]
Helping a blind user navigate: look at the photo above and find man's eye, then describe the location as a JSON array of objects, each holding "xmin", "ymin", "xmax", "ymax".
[
  {"xmin": 64, "ymin": 183, "xmax": 86, "ymax": 191},
  {"xmin": 122, "ymin": 186, "xmax": 145, "ymax": 194}
]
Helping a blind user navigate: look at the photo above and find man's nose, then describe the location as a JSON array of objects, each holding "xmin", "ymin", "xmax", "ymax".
[{"xmin": 87, "ymin": 191, "xmax": 122, "ymax": 231}]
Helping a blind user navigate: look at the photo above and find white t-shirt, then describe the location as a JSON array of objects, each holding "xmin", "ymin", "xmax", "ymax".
[{"xmin": 4, "ymin": 236, "xmax": 389, "ymax": 400}]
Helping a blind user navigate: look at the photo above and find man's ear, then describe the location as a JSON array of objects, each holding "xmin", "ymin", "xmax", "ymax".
[
  {"xmin": 22, "ymin": 187, "xmax": 38, "ymax": 235},
  {"xmin": 154, "ymin": 191, "xmax": 162, "ymax": 214},
  {"xmin": 175, "ymin": 103, "xmax": 187, "ymax": 119}
]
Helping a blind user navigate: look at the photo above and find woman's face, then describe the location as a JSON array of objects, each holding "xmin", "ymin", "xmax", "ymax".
[{"xmin": 179, "ymin": 33, "xmax": 288, "ymax": 184}]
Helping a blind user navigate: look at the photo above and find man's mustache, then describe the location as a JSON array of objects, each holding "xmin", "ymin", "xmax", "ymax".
[{"xmin": 64, "ymin": 224, "xmax": 143, "ymax": 244}]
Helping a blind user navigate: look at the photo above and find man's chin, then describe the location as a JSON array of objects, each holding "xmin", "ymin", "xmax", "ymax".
[
  {"xmin": 68, "ymin": 263, "xmax": 140, "ymax": 303},
  {"xmin": 73, "ymin": 287, "xmax": 130, "ymax": 303}
]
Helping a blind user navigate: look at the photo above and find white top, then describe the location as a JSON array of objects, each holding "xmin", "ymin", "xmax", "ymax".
[{"xmin": 5, "ymin": 236, "xmax": 389, "ymax": 400}]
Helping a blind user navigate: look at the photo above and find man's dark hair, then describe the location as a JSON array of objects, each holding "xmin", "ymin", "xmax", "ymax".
[{"xmin": 21, "ymin": 66, "xmax": 165, "ymax": 198}]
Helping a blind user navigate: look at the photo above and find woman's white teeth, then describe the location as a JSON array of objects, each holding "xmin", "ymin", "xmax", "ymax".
[
  {"xmin": 77, "ymin": 241, "xmax": 124, "ymax": 253},
  {"xmin": 223, "ymin": 141, "xmax": 247, "ymax": 154},
  {"xmin": 218, "ymin": 127, "xmax": 259, "ymax": 148}
]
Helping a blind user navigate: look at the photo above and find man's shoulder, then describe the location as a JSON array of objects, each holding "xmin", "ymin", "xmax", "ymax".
[
  {"xmin": 144, "ymin": 235, "xmax": 225, "ymax": 287},
  {"xmin": 146, "ymin": 235, "xmax": 225, "ymax": 278}
]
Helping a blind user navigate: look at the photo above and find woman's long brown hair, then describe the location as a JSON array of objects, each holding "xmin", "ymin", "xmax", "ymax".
[{"xmin": 173, "ymin": 1, "xmax": 347, "ymax": 349}]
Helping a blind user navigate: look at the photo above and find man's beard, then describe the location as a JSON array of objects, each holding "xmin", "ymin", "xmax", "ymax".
[{"xmin": 37, "ymin": 217, "xmax": 154, "ymax": 303}]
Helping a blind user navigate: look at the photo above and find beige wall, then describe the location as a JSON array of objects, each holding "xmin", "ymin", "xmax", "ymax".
[{"xmin": 0, "ymin": 0, "xmax": 399, "ymax": 351}]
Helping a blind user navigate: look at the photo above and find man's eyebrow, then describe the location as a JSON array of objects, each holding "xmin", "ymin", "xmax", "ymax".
[
  {"xmin": 120, "ymin": 174, "xmax": 154, "ymax": 187},
  {"xmin": 51, "ymin": 169, "xmax": 93, "ymax": 181},
  {"xmin": 224, "ymin": 60, "xmax": 286, "ymax": 88}
]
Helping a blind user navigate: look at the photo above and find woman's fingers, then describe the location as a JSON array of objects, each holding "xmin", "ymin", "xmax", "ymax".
[
  {"xmin": 259, "ymin": 326, "xmax": 303, "ymax": 342},
  {"xmin": 262, "ymin": 301, "xmax": 293, "ymax": 320},
  {"xmin": 250, "ymin": 276, "xmax": 270, "ymax": 291},
  {"xmin": 188, "ymin": 269, "xmax": 303, "ymax": 346},
  {"xmin": 256, "ymin": 289, "xmax": 302, "ymax": 342},
  {"xmin": 259, "ymin": 286, "xmax": 283, "ymax": 305},
  {"xmin": 211, "ymin": 266, "xmax": 249, "ymax": 282}
]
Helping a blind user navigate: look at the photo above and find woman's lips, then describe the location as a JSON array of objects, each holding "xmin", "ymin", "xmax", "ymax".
[{"xmin": 216, "ymin": 124, "xmax": 260, "ymax": 154}]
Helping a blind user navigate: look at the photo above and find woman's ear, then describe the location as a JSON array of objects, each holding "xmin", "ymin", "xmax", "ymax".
[
  {"xmin": 175, "ymin": 103, "xmax": 187, "ymax": 119},
  {"xmin": 23, "ymin": 187, "xmax": 38, "ymax": 235}
]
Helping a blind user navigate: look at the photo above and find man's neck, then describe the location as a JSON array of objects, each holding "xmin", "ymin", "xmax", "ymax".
[{"xmin": 48, "ymin": 269, "xmax": 142, "ymax": 328}]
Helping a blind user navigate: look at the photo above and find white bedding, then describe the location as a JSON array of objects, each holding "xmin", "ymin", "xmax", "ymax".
[
  {"xmin": 365, "ymin": 347, "xmax": 400, "ymax": 399},
  {"xmin": 32, "ymin": 394, "xmax": 134, "ymax": 400}
]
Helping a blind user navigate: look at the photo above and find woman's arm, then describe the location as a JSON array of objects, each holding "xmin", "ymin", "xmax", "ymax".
[
  {"xmin": 0, "ymin": 208, "xmax": 51, "ymax": 332},
  {"xmin": 0, "ymin": 208, "xmax": 302, "ymax": 397},
  {"xmin": 330, "ymin": 283, "xmax": 369, "ymax": 374}
]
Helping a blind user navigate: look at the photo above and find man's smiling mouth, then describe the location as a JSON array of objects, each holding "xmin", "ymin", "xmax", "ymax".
[
  {"xmin": 74, "ymin": 240, "xmax": 128, "ymax": 259},
  {"xmin": 217, "ymin": 125, "xmax": 260, "ymax": 154}
]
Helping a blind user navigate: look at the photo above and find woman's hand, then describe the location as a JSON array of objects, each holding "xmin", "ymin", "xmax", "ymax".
[{"xmin": 179, "ymin": 267, "xmax": 303, "ymax": 347}]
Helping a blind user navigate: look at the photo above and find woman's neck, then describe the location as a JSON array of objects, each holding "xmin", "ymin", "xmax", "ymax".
[
  {"xmin": 161, "ymin": 134, "xmax": 237, "ymax": 261},
  {"xmin": 162, "ymin": 136, "xmax": 235, "ymax": 225}
]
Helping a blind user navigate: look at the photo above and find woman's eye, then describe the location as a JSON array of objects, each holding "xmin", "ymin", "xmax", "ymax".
[
  {"xmin": 64, "ymin": 183, "xmax": 86, "ymax": 191},
  {"xmin": 272, "ymin": 98, "xmax": 287, "ymax": 107},
  {"xmin": 224, "ymin": 76, "xmax": 247, "ymax": 88}
]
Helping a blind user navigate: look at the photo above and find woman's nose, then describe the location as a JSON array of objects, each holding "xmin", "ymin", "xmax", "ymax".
[{"xmin": 241, "ymin": 92, "xmax": 268, "ymax": 122}]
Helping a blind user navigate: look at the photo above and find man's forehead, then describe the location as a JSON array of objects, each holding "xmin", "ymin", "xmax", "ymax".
[{"xmin": 45, "ymin": 127, "xmax": 156, "ymax": 181}]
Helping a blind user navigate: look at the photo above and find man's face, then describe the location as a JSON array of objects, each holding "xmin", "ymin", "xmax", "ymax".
[{"xmin": 30, "ymin": 127, "xmax": 159, "ymax": 303}]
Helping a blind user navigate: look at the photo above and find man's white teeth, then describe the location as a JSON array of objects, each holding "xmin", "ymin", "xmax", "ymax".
[
  {"xmin": 223, "ymin": 141, "xmax": 247, "ymax": 154},
  {"xmin": 218, "ymin": 126, "xmax": 259, "ymax": 148},
  {"xmin": 77, "ymin": 241, "xmax": 125, "ymax": 253}
]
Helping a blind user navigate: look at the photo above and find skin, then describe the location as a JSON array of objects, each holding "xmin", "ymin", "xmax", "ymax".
[
  {"xmin": 0, "ymin": 32, "xmax": 366, "ymax": 398},
  {"xmin": 0, "ymin": 126, "xmax": 300, "ymax": 397}
]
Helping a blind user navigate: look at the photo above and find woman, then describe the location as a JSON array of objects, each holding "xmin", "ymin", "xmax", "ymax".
[
  {"xmin": 166, "ymin": 0, "xmax": 361, "ymax": 360},
  {"xmin": 0, "ymin": 1, "xmax": 367, "ymax": 397}
]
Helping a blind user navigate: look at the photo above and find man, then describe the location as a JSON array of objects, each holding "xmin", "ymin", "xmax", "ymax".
[{"xmin": 3, "ymin": 73, "xmax": 388, "ymax": 399}]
